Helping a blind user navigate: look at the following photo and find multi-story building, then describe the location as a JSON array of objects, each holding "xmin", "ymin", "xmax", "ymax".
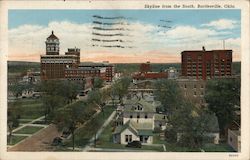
[
  {"xmin": 181, "ymin": 47, "xmax": 232, "ymax": 80},
  {"xmin": 41, "ymin": 31, "xmax": 79, "ymax": 80},
  {"xmin": 177, "ymin": 79, "xmax": 206, "ymax": 107},
  {"xmin": 133, "ymin": 62, "xmax": 168, "ymax": 80},
  {"xmin": 140, "ymin": 61, "xmax": 152, "ymax": 73},
  {"xmin": 79, "ymin": 64, "xmax": 114, "ymax": 82},
  {"xmin": 40, "ymin": 31, "xmax": 114, "ymax": 82}
]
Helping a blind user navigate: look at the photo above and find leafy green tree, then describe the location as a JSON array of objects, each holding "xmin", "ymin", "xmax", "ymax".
[
  {"xmin": 112, "ymin": 77, "xmax": 131, "ymax": 103},
  {"xmin": 205, "ymin": 78, "xmax": 240, "ymax": 136},
  {"xmin": 39, "ymin": 80, "xmax": 81, "ymax": 121},
  {"xmin": 87, "ymin": 90, "xmax": 102, "ymax": 105},
  {"xmin": 9, "ymin": 83, "xmax": 33, "ymax": 98},
  {"xmin": 154, "ymin": 79, "xmax": 219, "ymax": 149},
  {"xmin": 54, "ymin": 102, "xmax": 87, "ymax": 150},
  {"xmin": 7, "ymin": 100, "xmax": 21, "ymax": 144},
  {"xmin": 154, "ymin": 79, "xmax": 183, "ymax": 114},
  {"xmin": 93, "ymin": 77, "xmax": 104, "ymax": 89},
  {"xmin": 168, "ymin": 102, "xmax": 217, "ymax": 149}
]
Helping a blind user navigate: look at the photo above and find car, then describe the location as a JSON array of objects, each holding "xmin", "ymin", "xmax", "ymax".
[
  {"xmin": 51, "ymin": 137, "xmax": 62, "ymax": 146},
  {"xmin": 61, "ymin": 130, "xmax": 71, "ymax": 138},
  {"xmin": 125, "ymin": 140, "xmax": 142, "ymax": 148}
]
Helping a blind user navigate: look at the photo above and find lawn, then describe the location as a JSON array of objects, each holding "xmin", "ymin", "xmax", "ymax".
[
  {"xmin": 14, "ymin": 126, "xmax": 44, "ymax": 134},
  {"xmin": 64, "ymin": 105, "xmax": 115, "ymax": 148},
  {"xmin": 19, "ymin": 119, "xmax": 33, "ymax": 123},
  {"xmin": 7, "ymin": 135, "xmax": 28, "ymax": 145},
  {"xmin": 8, "ymin": 98, "xmax": 44, "ymax": 119},
  {"xmin": 96, "ymin": 119, "xmax": 164, "ymax": 152},
  {"xmin": 202, "ymin": 143, "xmax": 235, "ymax": 152}
]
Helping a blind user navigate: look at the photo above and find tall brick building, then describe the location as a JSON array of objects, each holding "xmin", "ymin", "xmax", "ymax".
[
  {"xmin": 41, "ymin": 31, "xmax": 114, "ymax": 82},
  {"xmin": 181, "ymin": 47, "xmax": 232, "ymax": 80}
]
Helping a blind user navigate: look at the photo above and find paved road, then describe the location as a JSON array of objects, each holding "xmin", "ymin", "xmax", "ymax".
[
  {"xmin": 8, "ymin": 124, "xmax": 61, "ymax": 151},
  {"xmin": 87, "ymin": 148, "xmax": 156, "ymax": 152}
]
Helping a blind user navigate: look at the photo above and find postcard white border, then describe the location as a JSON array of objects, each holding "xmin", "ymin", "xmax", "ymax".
[{"xmin": 0, "ymin": 0, "xmax": 249, "ymax": 160}]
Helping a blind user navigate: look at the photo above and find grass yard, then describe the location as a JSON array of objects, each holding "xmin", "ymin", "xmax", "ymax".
[
  {"xmin": 96, "ymin": 120, "xmax": 164, "ymax": 152},
  {"xmin": 65, "ymin": 105, "xmax": 115, "ymax": 148},
  {"xmin": 14, "ymin": 126, "xmax": 44, "ymax": 134},
  {"xmin": 202, "ymin": 143, "xmax": 235, "ymax": 152},
  {"xmin": 19, "ymin": 119, "xmax": 33, "ymax": 123},
  {"xmin": 7, "ymin": 135, "xmax": 28, "ymax": 145},
  {"xmin": 8, "ymin": 98, "xmax": 44, "ymax": 119}
]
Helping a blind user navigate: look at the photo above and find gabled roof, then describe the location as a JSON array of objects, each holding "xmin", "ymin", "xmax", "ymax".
[
  {"xmin": 123, "ymin": 99, "xmax": 156, "ymax": 113},
  {"xmin": 113, "ymin": 120, "xmax": 137, "ymax": 135},
  {"xmin": 113, "ymin": 120, "xmax": 153, "ymax": 136}
]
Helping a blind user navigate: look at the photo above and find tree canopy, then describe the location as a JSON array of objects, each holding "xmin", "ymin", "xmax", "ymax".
[
  {"xmin": 111, "ymin": 77, "xmax": 131, "ymax": 103},
  {"xmin": 205, "ymin": 78, "xmax": 240, "ymax": 136},
  {"xmin": 154, "ymin": 79, "xmax": 220, "ymax": 149}
]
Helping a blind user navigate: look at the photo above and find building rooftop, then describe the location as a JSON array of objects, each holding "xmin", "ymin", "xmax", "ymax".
[
  {"xmin": 65, "ymin": 67, "xmax": 100, "ymax": 71},
  {"xmin": 113, "ymin": 120, "xmax": 153, "ymax": 135},
  {"xmin": 47, "ymin": 31, "xmax": 59, "ymax": 40},
  {"xmin": 123, "ymin": 99, "xmax": 156, "ymax": 113},
  {"xmin": 154, "ymin": 113, "xmax": 168, "ymax": 121}
]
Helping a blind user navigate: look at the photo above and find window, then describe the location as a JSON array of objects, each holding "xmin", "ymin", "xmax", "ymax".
[
  {"xmin": 129, "ymin": 135, "xmax": 132, "ymax": 142},
  {"xmin": 145, "ymin": 114, "xmax": 148, "ymax": 119},
  {"xmin": 194, "ymin": 84, "xmax": 196, "ymax": 89},
  {"xmin": 137, "ymin": 114, "xmax": 140, "ymax": 119},
  {"xmin": 184, "ymin": 84, "xmax": 187, "ymax": 89},
  {"xmin": 194, "ymin": 91, "xmax": 197, "ymax": 96},
  {"xmin": 130, "ymin": 115, "xmax": 133, "ymax": 118},
  {"xmin": 125, "ymin": 135, "xmax": 129, "ymax": 142},
  {"xmin": 125, "ymin": 135, "xmax": 132, "ymax": 142}
]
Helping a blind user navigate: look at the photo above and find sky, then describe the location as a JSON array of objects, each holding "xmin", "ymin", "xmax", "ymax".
[{"xmin": 8, "ymin": 9, "xmax": 241, "ymax": 63}]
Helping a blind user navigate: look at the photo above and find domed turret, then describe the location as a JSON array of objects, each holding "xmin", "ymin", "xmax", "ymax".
[{"xmin": 45, "ymin": 31, "xmax": 60, "ymax": 55}]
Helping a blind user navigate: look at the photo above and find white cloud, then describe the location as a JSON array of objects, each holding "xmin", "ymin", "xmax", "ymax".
[
  {"xmin": 8, "ymin": 20, "xmax": 241, "ymax": 62},
  {"xmin": 201, "ymin": 19, "xmax": 238, "ymax": 30}
]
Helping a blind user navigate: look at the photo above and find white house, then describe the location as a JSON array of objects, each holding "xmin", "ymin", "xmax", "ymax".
[{"xmin": 113, "ymin": 99, "xmax": 157, "ymax": 144}]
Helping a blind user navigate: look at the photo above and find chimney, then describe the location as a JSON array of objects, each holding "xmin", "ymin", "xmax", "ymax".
[{"xmin": 202, "ymin": 46, "xmax": 206, "ymax": 51}]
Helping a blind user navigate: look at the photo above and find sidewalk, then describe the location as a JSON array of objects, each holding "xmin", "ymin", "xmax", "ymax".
[{"xmin": 81, "ymin": 110, "xmax": 116, "ymax": 151}]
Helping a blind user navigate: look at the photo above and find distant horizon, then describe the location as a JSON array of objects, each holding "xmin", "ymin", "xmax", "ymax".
[
  {"xmin": 7, "ymin": 60, "xmax": 241, "ymax": 64},
  {"xmin": 8, "ymin": 9, "xmax": 241, "ymax": 63}
]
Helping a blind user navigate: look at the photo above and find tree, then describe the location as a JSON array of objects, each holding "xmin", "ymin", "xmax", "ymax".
[
  {"xmin": 112, "ymin": 77, "xmax": 131, "ymax": 103},
  {"xmin": 87, "ymin": 90, "xmax": 102, "ymax": 105},
  {"xmin": 168, "ymin": 102, "xmax": 218, "ymax": 149},
  {"xmin": 7, "ymin": 100, "xmax": 21, "ymax": 144},
  {"xmin": 154, "ymin": 79, "xmax": 183, "ymax": 115},
  {"xmin": 9, "ymin": 83, "xmax": 33, "ymax": 98},
  {"xmin": 93, "ymin": 77, "xmax": 104, "ymax": 89},
  {"xmin": 39, "ymin": 80, "xmax": 81, "ymax": 122},
  {"xmin": 154, "ymin": 79, "xmax": 218, "ymax": 149},
  {"xmin": 54, "ymin": 102, "xmax": 87, "ymax": 150},
  {"xmin": 205, "ymin": 78, "xmax": 240, "ymax": 136}
]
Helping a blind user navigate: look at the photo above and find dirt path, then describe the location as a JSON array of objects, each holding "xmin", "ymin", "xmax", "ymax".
[{"xmin": 8, "ymin": 124, "xmax": 61, "ymax": 151}]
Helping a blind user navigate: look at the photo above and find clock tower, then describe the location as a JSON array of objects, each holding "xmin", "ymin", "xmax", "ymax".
[{"xmin": 45, "ymin": 31, "xmax": 59, "ymax": 55}]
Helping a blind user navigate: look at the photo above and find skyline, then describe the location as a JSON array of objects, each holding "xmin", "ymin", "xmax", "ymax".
[{"xmin": 8, "ymin": 9, "xmax": 241, "ymax": 63}]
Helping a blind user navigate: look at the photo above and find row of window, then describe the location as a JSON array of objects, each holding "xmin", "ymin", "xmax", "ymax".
[
  {"xmin": 125, "ymin": 135, "xmax": 132, "ymax": 142},
  {"xmin": 184, "ymin": 91, "xmax": 204, "ymax": 97},
  {"xmin": 129, "ymin": 114, "xmax": 148, "ymax": 119},
  {"xmin": 181, "ymin": 84, "xmax": 204, "ymax": 89}
]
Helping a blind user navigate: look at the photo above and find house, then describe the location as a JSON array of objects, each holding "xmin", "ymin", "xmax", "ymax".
[
  {"xmin": 228, "ymin": 129, "xmax": 241, "ymax": 152},
  {"xmin": 113, "ymin": 120, "xmax": 153, "ymax": 144},
  {"xmin": 154, "ymin": 113, "xmax": 168, "ymax": 131},
  {"xmin": 113, "ymin": 99, "xmax": 157, "ymax": 144}
]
